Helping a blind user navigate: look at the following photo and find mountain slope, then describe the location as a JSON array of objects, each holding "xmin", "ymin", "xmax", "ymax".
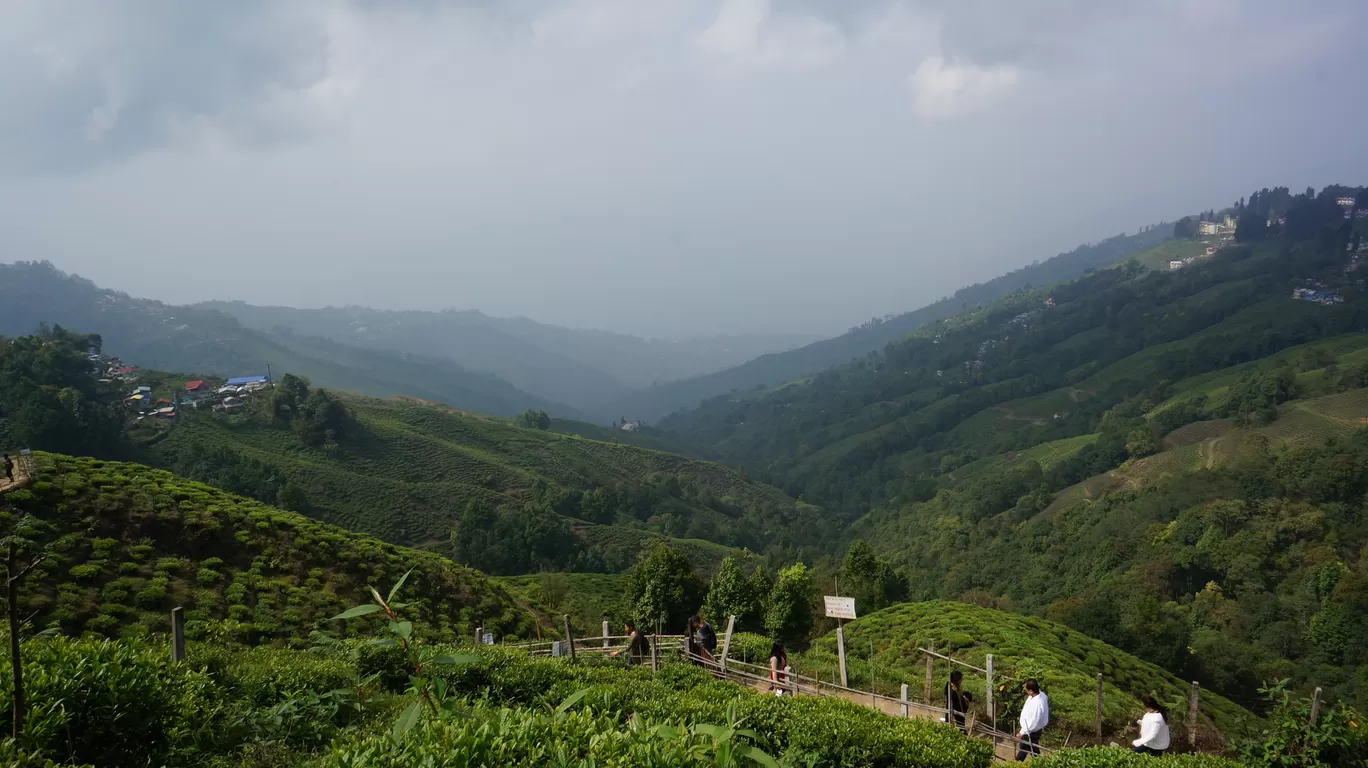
[
  {"xmin": 1, "ymin": 452, "xmax": 538, "ymax": 643},
  {"xmin": 201, "ymin": 301, "xmax": 818, "ymax": 413},
  {"xmin": 612, "ymin": 224, "xmax": 1172, "ymax": 422},
  {"xmin": 146, "ymin": 395, "xmax": 832, "ymax": 573},
  {"xmin": 0, "ymin": 261, "xmax": 571, "ymax": 418}
]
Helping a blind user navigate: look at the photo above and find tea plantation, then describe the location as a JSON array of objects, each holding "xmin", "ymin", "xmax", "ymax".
[
  {"xmin": 1, "ymin": 452, "xmax": 539, "ymax": 644},
  {"xmin": 806, "ymin": 602, "xmax": 1251, "ymax": 737},
  {"xmin": 147, "ymin": 396, "xmax": 832, "ymax": 570}
]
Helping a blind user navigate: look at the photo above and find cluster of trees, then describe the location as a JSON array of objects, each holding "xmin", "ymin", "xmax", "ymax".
[
  {"xmin": 623, "ymin": 540, "xmax": 906, "ymax": 646},
  {"xmin": 514, "ymin": 409, "xmax": 551, "ymax": 430},
  {"xmin": 451, "ymin": 499, "xmax": 600, "ymax": 575},
  {"xmin": 264, "ymin": 374, "xmax": 353, "ymax": 447},
  {"xmin": 0, "ymin": 329, "xmax": 124, "ymax": 458}
]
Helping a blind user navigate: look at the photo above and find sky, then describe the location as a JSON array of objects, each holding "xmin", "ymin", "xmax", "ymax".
[{"xmin": 1, "ymin": 1, "xmax": 1366, "ymax": 339}]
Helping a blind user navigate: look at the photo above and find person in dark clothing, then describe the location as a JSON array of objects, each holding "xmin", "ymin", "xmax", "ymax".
[
  {"xmin": 945, "ymin": 670, "xmax": 972, "ymax": 732},
  {"xmin": 769, "ymin": 639, "xmax": 789, "ymax": 695},
  {"xmin": 2, "ymin": 454, "xmax": 12, "ymax": 483},
  {"xmin": 611, "ymin": 620, "xmax": 650, "ymax": 665},
  {"xmin": 688, "ymin": 614, "xmax": 716, "ymax": 662}
]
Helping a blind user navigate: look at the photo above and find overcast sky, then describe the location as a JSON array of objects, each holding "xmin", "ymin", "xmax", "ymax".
[{"xmin": 1, "ymin": 1, "xmax": 1365, "ymax": 338}]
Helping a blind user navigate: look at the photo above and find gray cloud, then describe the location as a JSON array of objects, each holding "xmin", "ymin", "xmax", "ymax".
[{"xmin": 1, "ymin": 0, "xmax": 1365, "ymax": 337}]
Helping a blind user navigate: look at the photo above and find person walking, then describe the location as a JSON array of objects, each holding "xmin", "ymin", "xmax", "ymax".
[
  {"xmin": 1015, "ymin": 679, "xmax": 1049, "ymax": 761},
  {"xmin": 2, "ymin": 454, "xmax": 12, "ymax": 483},
  {"xmin": 610, "ymin": 620, "xmax": 650, "ymax": 666},
  {"xmin": 945, "ymin": 670, "xmax": 972, "ymax": 732},
  {"xmin": 1132, "ymin": 695, "xmax": 1171, "ymax": 755},
  {"xmin": 769, "ymin": 639, "xmax": 789, "ymax": 695},
  {"xmin": 689, "ymin": 615, "xmax": 717, "ymax": 663}
]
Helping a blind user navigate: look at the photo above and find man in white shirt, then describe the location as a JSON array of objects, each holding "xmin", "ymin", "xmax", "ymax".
[{"xmin": 1015, "ymin": 679, "xmax": 1049, "ymax": 761}]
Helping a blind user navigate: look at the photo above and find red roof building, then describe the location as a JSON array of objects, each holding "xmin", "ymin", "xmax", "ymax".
[{"xmin": 185, "ymin": 380, "xmax": 206, "ymax": 391}]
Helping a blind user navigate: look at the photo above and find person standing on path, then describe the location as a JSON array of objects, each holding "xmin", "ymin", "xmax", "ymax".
[
  {"xmin": 2, "ymin": 454, "xmax": 12, "ymax": 483},
  {"xmin": 945, "ymin": 670, "xmax": 971, "ymax": 732},
  {"xmin": 689, "ymin": 614, "xmax": 717, "ymax": 663},
  {"xmin": 1015, "ymin": 679, "xmax": 1049, "ymax": 761},
  {"xmin": 769, "ymin": 639, "xmax": 789, "ymax": 695},
  {"xmin": 1132, "ymin": 694, "xmax": 1171, "ymax": 755},
  {"xmin": 611, "ymin": 620, "xmax": 650, "ymax": 666}
]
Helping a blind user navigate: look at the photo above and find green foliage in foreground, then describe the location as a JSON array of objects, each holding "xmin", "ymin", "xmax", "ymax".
[
  {"xmin": 3, "ymin": 452, "xmax": 535, "ymax": 643},
  {"xmin": 1030, "ymin": 749, "xmax": 1241, "ymax": 768},
  {"xmin": 0, "ymin": 632, "xmax": 995, "ymax": 768}
]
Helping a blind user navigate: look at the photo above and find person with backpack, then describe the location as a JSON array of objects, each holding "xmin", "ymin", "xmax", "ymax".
[
  {"xmin": 1132, "ymin": 694, "xmax": 1171, "ymax": 755},
  {"xmin": 610, "ymin": 620, "xmax": 650, "ymax": 666}
]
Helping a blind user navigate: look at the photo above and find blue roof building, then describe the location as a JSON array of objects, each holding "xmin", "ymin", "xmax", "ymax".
[{"xmin": 225, "ymin": 375, "xmax": 269, "ymax": 386}]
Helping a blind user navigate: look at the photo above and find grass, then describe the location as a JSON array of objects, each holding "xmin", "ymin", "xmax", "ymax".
[
  {"xmin": 492, "ymin": 572, "xmax": 628, "ymax": 635},
  {"xmin": 3, "ymin": 452, "xmax": 540, "ymax": 644}
]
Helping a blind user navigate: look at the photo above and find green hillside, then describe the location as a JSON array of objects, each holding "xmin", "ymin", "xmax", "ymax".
[
  {"xmin": 146, "ymin": 395, "xmax": 831, "ymax": 573},
  {"xmin": 0, "ymin": 260, "xmax": 572, "ymax": 418},
  {"xmin": 613, "ymin": 224, "xmax": 1172, "ymax": 422},
  {"xmin": 804, "ymin": 602, "xmax": 1249, "ymax": 739},
  {"xmin": 0, "ymin": 452, "xmax": 537, "ymax": 644},
  {"xmin": 661, "ymin": 185, "xmax": 1368, "ymax": 714}
]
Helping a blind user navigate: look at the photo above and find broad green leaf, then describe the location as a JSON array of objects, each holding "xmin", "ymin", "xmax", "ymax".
[
  {"xmin": 736, "ymin": 744, "xmax": 780, "ymax": 768},
  {"xmin": 387, "ymin": 567, "xmax": 414, "ymax": 604},
  {"xmin": 368, "ymin": 585, "xmax": 387, "ymax": 609},
  {"xmin": 692, "ymin": 724, "xmax": 729, "ymax": 740},
  {"xmin": 555, "ymin": 686, "xmax": 592, "ymax": 715},
  {"xmin": 390, "ymin": 620, "xmax": 413, "ymax": 639},
  {"xmin": 430, "ymin": 653, "xmax": 480, "ymax": 666},
  {"xmin": 369, "ymin": 637, "xmax": 398, "ymax": 647},
  {"xmin": 391, "ymin": 699, "xmax": 423, "ymax": 742},
  {"xmin": 734, "ymin": 729, "xmax": 761, "ymax": 741},
  {"xmin": 332, "ymin": 604, "xmax": 381, "ymax": 620}
]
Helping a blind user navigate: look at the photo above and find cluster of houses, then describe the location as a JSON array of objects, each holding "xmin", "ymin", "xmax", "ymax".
[
  {"xmin": 1291, "ymin": 286, "xmax": 1345, "ymax": 306},
  {"xmin": 1169, "ymin": 243, "xmax": 1227, "ymax": 272},
  {"xmin": 1196, "ymin": 215, "xmax": 1238, "ymax": 236}
]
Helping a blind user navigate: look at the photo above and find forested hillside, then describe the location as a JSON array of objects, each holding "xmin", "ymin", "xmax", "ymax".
[
  {"xmin": 146, "ymin": 394, "xmax": 830, "ymax": 574},
  {"xmin": 202, "ymin": 301, "xmax": 816, "ymax": 413},
  {"xmin": 0, "ymin": 261, "xmax": 570, "ymax": 418},
  {"xmin": 615, "ymin": 224, "xmax": 1172, "ymax": 422},
  {"xmin": 663, "ymin": 185, "xmax": 1368, "ymax": 712}
]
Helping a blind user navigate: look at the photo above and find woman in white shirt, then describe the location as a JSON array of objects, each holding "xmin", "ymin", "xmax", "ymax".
[{"xmin": 1132, "ymin": 695, "xmax": 1171, "ymax": 755}]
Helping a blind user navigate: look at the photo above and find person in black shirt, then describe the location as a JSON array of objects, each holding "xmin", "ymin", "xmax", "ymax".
[
  {"xmin": 689, "ymin": 614, "xmax": 717, "ymax": 662},
  {"xmin": 2, "ymin": 454, "xmax": 12, "ymax": 483},
  {"xmin": 611, "ymin": 620, "xmax": 650, "ymax": 665},
  {"xmin": 945, "ymin": 670, "xmax": 973, "ymax": 732}
]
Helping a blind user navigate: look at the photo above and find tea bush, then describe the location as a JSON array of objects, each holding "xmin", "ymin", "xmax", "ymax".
[{"xmin": 1031, "ymin": 747, "xmax": 1243, "ymax": 768}]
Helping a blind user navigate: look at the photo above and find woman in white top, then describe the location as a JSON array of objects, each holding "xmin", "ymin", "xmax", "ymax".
[{"xmin": 1132, "ymin": 694, "xmax": 1171, "ymax": 755}]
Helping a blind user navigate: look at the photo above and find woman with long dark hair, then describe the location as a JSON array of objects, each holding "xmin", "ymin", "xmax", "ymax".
[
  {"xmin": 769, "ymin": 639, "xmax": 789, "ymax": 695},
  {"xmin": 1132, "ymin": 694, "xmax": 1171, "ymax": 755}
]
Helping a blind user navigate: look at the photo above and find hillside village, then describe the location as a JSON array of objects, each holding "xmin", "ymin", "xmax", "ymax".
[{"xmin": 90, "ymin": 352, "xmax": 273, "ymax": 422}]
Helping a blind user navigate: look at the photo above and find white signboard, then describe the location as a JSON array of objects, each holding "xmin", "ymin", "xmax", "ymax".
[
  {"xmin": 824, "ymin": 596, "xmax": 857, "ymax": 620},
  {"xmin": 551, "ymin": 640, "xmax": 564, "ymax": 657},
  {"xmin": 482, "ymin": 632, "xmax": 494, "ymax": 646}
]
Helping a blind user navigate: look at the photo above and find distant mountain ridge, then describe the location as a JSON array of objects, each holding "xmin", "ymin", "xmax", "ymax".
[
  {"xmin": 0, "ymin": 261, "xmax": 572, "ymax": 418},
  {"xmin": 198, "ymin": 300, "xmax": 819, "ymax": 414},
  {"xmin": 610, "ymin": 224, "xmax": 1173, "ymax": 422}
]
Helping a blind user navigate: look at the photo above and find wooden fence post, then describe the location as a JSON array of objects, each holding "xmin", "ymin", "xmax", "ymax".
[
  {"xmin": 1187, "ymin": 681, "xmax": 1200, "ymax": 747},
  {"xmin": 602, "ymin": 620, "xmax": 610, "ymax": 650},
  {"xmin": 170, "ymin": 607, "xmax": 185, "ymax": 663},
  {"xmin": 719, "ymin": 615, "xmax": 735, "ymax": 672},
  {"xmin": 986, "ymin": 654, "xmax": 995, "ymax": 734},
  {"xmin": 475, "ymin": 626, "xmax": 482, "ymax": 645},
  {"xmin": 651, "ymin": 619, "xmax": 659, "ymax": 671},
  {"xmin": 1310, "ymin": 686, "xmax": 1323, "ymax": 726},
  {"xmin": 900, "ymin": 683, "xmax": 909, "ymax": 718},
  {"xmin": 563, "ymin": 615, "xmax": 576, "ymax": 663},
  {"xmin": 836, "ymin": 626, "xmax": 848, "ymax": 687},
  {"xmin": 1095, "ymin": 673, "xmax": 1103, "ymax": 738},
  {"xmin": 924, "ymin": 643, "xmax": 934, "ymax": 704}
]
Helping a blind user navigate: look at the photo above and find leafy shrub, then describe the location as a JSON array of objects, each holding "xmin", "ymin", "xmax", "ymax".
[
  {"xmin": 1031, "ymin": 748, "xmax": 1242, "ymax": 768},
  {"xmin": 67, "ymin": 564, "xmax": 100, "ymax": 580},
  {"xmin": 0, "ymin": 635, "xmax": 226, "ymax": 766}
]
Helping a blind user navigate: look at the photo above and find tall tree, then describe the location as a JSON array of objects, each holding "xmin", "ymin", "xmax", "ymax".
[
  {"xmin": 701, "ymin": 556, "xmax": 761, "ymax": 630},
  {"xmin": 623, "ymin": 542, "xmax": 703, "ymax": 630},
  {"xmin": 764, "ymin": 562, "xmax": 813, "ymax": 645},
  {"xmin": 841, "ymin": 540, "xmax": 908, "ymax": 614}
]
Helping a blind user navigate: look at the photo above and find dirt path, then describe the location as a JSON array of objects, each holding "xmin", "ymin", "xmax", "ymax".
[{"xmin": 0, "ymin": 456, "xmax": 32, "ymax": 494}]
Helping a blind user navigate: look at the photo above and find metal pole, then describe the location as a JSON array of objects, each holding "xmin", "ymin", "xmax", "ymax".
[
  {"xmin": 603, "ymin": 620, "xmax": 610, "ymax": 650},
  {"xmin": 900, "ymin": 683, "xmax": 910, "ymax": 718},
  {"xmin": 986, "ymin": 653, "xmax": 995, "ymax": 737},
  {"xmin": 836, "ymin": 626, "xmax": 848, "ymax": 687}
]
